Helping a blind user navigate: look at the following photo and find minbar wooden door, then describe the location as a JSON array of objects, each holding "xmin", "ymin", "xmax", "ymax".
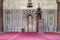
[{"xmin": 37, "ymin": 20, "xmax": 44, "ymax": 33}]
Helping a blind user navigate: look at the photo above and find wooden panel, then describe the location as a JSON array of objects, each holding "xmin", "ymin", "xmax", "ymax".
[
  {"xmin": 57, "ymin": 3, "xmax": 60, "ymax": 32},
  {"xmin": 0, "ymin": 1, "xmax": 3, "ymax": 31}
]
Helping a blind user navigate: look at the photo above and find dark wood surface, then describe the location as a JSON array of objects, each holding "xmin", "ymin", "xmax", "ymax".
[
  {"xmin": 57, "ymin": 3, "xmax": 60, "ymax": 32},
  {"xmin": 0, "ymin": 0, "xmax": 3, "ymax": 31}
]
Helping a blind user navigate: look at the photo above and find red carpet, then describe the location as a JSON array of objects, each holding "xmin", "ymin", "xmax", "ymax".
[{"xmin": 0, "ymin": 32, "xmax": 60, "ymax": 40}]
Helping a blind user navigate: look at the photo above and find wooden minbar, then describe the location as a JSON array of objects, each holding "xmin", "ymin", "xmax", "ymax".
[{"xmin": 36, "ymin": 4, "xmax": 44, "ymax": 33}]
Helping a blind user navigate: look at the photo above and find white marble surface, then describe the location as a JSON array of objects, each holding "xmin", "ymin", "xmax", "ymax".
[
  {"xmin": 3, "ymin": 0, "xmax": 57, "ymax": 32},
  {"xmin": 3, "ymin": 0, "xmax": 57, "ymax": 9}
]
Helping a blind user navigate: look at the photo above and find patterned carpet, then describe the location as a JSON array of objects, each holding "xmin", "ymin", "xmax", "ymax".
[{"xmin": 0, "ymin": 32, "xmax": 60, "ymax": 40}]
